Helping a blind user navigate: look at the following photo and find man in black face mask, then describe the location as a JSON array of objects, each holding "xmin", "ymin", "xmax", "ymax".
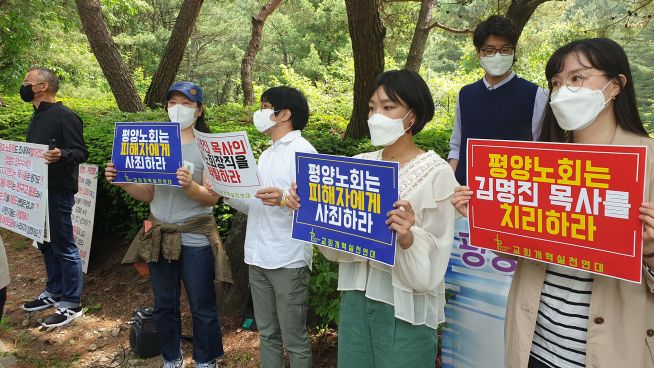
[{"xmin": 20, "ymin": 68, "xmax": 88, "ymax": 329}]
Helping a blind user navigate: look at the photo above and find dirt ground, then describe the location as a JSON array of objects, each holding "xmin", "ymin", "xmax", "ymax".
[{"xmin": 0, "ymin": 230, "xmax": 337, "ymax": 368}]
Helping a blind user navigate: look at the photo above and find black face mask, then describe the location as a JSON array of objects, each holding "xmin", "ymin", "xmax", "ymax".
[{"xmin": 19, "ymin": 84, "xmax": 35, "ymax": 102}]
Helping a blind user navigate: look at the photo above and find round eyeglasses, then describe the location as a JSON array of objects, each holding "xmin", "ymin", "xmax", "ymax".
[{"xmin": 550, "ymin": 73, "xmax": 608, "ymax": 93}]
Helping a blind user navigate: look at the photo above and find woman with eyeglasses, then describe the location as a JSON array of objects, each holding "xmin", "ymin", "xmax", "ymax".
[{"xmin": 452, "ymin": 38, "xmax": 654, "ymax": 368}]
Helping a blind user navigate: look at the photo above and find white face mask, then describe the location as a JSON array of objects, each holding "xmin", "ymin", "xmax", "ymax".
[
  {"xmin": 367, "ymin": 110, "xmax": 413, "ymax": 146},
  {"xmin": 480, "ymin": 54, "xmax": 513, "ymax": 77},
  {"xmin": 253, "ymin": 109, "xmax": 279, "ymax": 133},
  {"xmin": 168, "ymin": 105, "xmax": 197, "ymax": 130},
  {"xmin": 550, "ymin": 80, "xmax": 613, "ymax": 131}
]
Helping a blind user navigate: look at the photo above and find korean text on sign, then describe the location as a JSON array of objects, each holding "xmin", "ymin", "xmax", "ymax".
[
  {"xmin": 467, "ymin": 139, "xmax": 646, "ymax": 283},
  {"xmin": 0, "ymin": 140, "xmax": 49, "ymax": 242},
  {"xmin": 194, "ymin": 130, "xmax": 261, "ymax": 198},
  {"xmin": 292, "ymin": 152, "xmax": 399, "ymax": 266},
  {"xmin": 111, "ymin": 122, "xmax": 182, "ymax": 186}
]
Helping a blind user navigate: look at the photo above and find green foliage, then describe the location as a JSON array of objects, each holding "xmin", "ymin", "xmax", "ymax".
[{"xmin": 309, "ymin": 251, "xmax": 340, "ymax": 326}]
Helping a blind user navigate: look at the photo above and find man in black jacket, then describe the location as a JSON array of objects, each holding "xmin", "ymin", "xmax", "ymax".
[{"xmin": 20, "ymin": 68, "xmax": 88, "ymax": 328}]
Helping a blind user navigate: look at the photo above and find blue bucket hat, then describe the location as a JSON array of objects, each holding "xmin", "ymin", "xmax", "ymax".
[{"xmin": 166, "ymin": 81, "xmax": 204, "ymax": 104}]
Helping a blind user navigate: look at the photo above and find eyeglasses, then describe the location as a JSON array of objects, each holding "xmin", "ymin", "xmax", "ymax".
[
  {"xmin": 480, "ymin": 46, "xmax": 515, "ymax": 57},
  {"xmin": 550, "ymin": 73, "xmax": 608, "ymax": 93},
  {"xmin": 21, "ymin": 82, "xmax": 45, "ymax": 87}
]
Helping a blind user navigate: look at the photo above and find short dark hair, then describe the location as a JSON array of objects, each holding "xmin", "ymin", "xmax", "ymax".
[
  {"xmin": 30, "ymin": 67, "xmax": 60, "ymax": 93},
  {"xmin": 260, "ymin": 86, "xmax": 310, "ymax": 130},
  {"xmin": 369, "ymin": 69, "xmax": 435, "ymax": 135},
  {"xmin": 473, "ymin": 16, "xmax": 519, "ymax": 51},
  {"xmin": 538, "ymin": 38, "xmax": 646, "ymax": 142}
]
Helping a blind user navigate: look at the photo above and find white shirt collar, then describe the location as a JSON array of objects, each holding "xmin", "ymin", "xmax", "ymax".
[
  {"xmin": 271, "ymin": 130, "xmax": 302, "ymax": 146},
  {"xmin": 482, "ymin": 71, "xmax": 516, "ymax": 90}
]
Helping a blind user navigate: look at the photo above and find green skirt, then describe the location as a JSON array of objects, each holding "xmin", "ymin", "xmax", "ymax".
[{"xmin": 337, "ymin": 290, "xmax": 438, "ymax": 368}]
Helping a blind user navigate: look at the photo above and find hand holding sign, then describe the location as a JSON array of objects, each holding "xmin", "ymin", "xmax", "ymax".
[
  {"xmin": 43, "ymin": 148, "xmax": 61, "ymax": 164},
  {"xmin": 639, "ymin": 202, "xmax": 654, "ymax": 243},
  {"xmin": 104, "ymin": 162, "xmax": 120, "ymax": 185},
  {"xmin": 386, "ymin": 200, "xmax": 416, "ymax": 249},
  {"xmin": 176, "ymin": 167, "xmax": 194, "ymax": 188},
  {"xmin": 256, "ymin": 187, "xmax": 284, "ymax": 207},
  {"xmin": 286, "ymin": 182, "xmax": 301, "ymax": 211},
  {"xmin": 451, "ymin": 186, "xmax": 472, "ymax": 217}
]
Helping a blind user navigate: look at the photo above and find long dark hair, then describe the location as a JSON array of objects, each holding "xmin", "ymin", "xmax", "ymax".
[
  {"xmin": 538, "ymin": 38, "xmax": 646, "ymax": 143},
  {"xmin": 194, "ymin": 104, "xmax": 210, "ymax": 133}
]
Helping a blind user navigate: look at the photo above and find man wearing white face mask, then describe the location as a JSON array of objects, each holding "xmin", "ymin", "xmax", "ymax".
[
  {"xmin": 222, "ymin": 86, "xmax": 316, "ymax": 368},
  {"xmin": 448, "ymin": 15, "xmax": 548, "ymax": 185}
]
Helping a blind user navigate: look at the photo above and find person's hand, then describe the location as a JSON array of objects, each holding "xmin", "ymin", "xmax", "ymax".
[
  {"xmin": 386, "ymin": 200, "xmax": 415, "ymax": 249},
  {"xmin": 43, "ymin": 148, "xmax": 61, "ymax": 164},
  {"xmin": 452, "ymin": 186, "xmax": 473, "ymax": 217},
  {"xmin": 104, "ymin": 162, "xmax": 122, "ymax": 186},
  {"xmin": 203, "ymin": 176, "xmax": 219, "ymax": 197},
  {"xmin": 286, "ymin": 182, "xmax": 301, "ymax": 211},
  {"xmin": 640, "ymin": 202, "xmax": 654, "ymax": 244},
  {"xmin": 176, "ymin": 167, "xmax": 194, "ymax": 190},
  {"xmin": 255, "ymin": 187, "xmax": 284, "ymax": 206}
]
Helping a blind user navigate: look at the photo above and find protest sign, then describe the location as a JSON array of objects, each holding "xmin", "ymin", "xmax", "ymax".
[
  {"xmin": 292, "ymin": 152, "xmax": 399, "ymax": 266},
  {"xmin": 441, "ymin": 217, "xmax": 515, "ymax": 368},
  {"xmin": 194, "ymin": 130, "xmax": 261, "ymax": 198},
  {"xmin": 73, "ymin": 164, "xmax": 98, "ymax": 273},
  {"xmin": 467, "ymin": 139, "xmax": 646, "ymax": 283},
  {"xmin": 32, "ymin": 164, "xmax": 98, "ymax": 273},
  {"xmin": 111, "ymin": 122, "xmax": 182, "ymax": 186},
  {"xmin": 0, "ymin": 139, "xmax": 49, "ymax": 242}
]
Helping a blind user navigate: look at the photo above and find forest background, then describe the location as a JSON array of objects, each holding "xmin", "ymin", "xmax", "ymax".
[{"xmin": 0, "ymin": 0, "xmax": 653, "ymax": 327}]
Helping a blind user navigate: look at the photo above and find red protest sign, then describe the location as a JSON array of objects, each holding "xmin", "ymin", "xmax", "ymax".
[{"xmin": 467, "ymin": 139, "xmax": 646, "ymax": 283}]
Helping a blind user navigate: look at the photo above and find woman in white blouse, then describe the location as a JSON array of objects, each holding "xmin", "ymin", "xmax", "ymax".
[{"xmin": 291, "ymin": 69, "xmax": 458, "ymax": 367}]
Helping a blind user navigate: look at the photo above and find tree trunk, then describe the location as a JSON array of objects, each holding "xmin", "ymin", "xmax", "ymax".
[
  {"xmin": 144, "ymin": 0, "xmax": 204, "ymax": 108},
  {"xmin": 75, "ymin": 0, "xmax": 144, "ymax": 112},
  {"xmin": 344, "ymin": 0, "xmax": 385, "ymax": 139},
  {"xmin": 405, "ymin": 0, "xmax": 435, "ymax": 72},
  {"xmin": 505, "ymin": 0, "xmax": 551, "ymax": 39},
  {"xmin": 215, "ymin": 212, "xmax": 250, "ymax": 317},
  {"xmin": 240, "ymin": 0, "xmax": 282, "ymax": 106}
]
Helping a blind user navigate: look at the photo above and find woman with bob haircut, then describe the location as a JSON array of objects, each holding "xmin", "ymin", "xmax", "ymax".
[
  {"xmin": 453, "ymin": 38, "xmax": 654, "ymax": 368},
  {"xmin": 289, "ymin": 69, "xmax": 458, "ymax": 367}
]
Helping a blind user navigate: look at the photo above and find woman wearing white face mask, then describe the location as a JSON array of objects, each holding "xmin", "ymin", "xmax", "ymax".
[
  {"xmin": 288, "ymin": 69, "xmax": 458, "ymax": 367},
  {"xmin": 105, "ymin": 82, "xmax": 228, "ymax": 368},
  {"xmin": 453, "ymin": 39, "xmax": 654, "ymax": 368}
]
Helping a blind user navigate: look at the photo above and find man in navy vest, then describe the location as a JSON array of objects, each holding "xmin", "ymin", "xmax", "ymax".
[{"xmin": 448, "ymin": 16, "xmax": 547, "ymax": 185}]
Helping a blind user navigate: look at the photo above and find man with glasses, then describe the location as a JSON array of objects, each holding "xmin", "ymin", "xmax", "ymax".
[
  {"xmin": 20, "ymin": 68, "xmax": 88, "ymax": 329},
  {"xmin": 448, "ymin": 15, "xmax": 548, "ymax": 184}
]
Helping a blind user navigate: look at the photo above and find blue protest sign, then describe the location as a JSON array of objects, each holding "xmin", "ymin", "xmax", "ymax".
[
  {"xmin": 111, "ymin": 122, "xmax": 183, "ymax": 186},
  {"xmin": 292, "ymin": 152, "xmax": 399, "ymax": 266}
]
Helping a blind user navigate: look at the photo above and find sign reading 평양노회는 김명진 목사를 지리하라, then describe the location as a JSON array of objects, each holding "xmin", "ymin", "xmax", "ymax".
[
  {"xmin": 292, "ymin": 152, "xmax": 399, "ymax": 266},
  {"xmin": 111, "ymin": 122, "xmax": 182, "ymax": 186},
  {"xmin": 467, "ymin": 138, "xmax": 646, "ymax": 283}
]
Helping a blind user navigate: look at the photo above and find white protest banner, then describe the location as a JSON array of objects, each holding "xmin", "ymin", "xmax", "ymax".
[
  {"xmin": 0, "ymin": 139, "xmax": 49, "ymax": 242},
  {"xmin": 31, "ymin": 164, "xmax": 98, "ymax": 273},
  {"xmin": 194, "ymin": 130, "xmax": 262, "ymax": 199},
  {"xmin": 73, "ymin": 164, "xmax": 98, "ymax": 273}
]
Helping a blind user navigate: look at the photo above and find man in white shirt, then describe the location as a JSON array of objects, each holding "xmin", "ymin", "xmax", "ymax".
[{"xmin": 224, "ymin": 86, "xmax": 316, "ymax": 368}]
